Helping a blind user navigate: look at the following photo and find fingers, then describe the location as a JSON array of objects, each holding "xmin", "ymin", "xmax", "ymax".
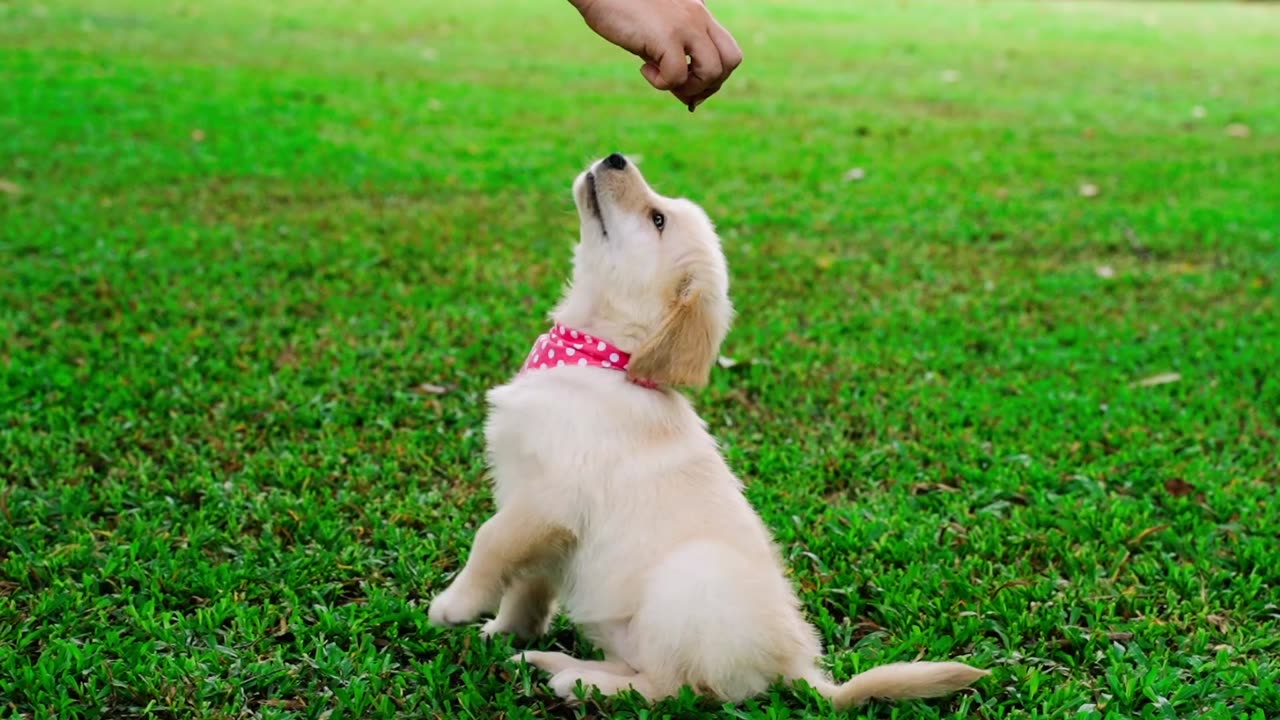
[
  {"xmin": 607, "ymin": 0, "xmax": 742, "ymax": 111},
  {"xmin": 674, "ymin": 20, "xmax": 743, "ymax": 111},
  {"xmin": 709, "ymin": 19, "xmax": 743, "ymax": 77},
  {"xmin": 676, "ymin": 32, "xmax": 722, "ymax": 101},
  {"xmin": 640, "ymin": 44, "xmax": 690, "ymax": 92}
]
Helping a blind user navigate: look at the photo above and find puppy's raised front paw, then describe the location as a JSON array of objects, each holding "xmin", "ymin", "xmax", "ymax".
[{"xmin": 427, "ymin": 585, "xmax": 485, "ymax": 627}]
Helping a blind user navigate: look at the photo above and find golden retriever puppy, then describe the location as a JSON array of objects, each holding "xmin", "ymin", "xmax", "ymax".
[{"xmin": 428, "ymin": 153, "xmax": 988, "ymax": 707}]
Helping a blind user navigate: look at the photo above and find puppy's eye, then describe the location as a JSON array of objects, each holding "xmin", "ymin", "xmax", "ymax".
[{"xmin": 651, "ymin": 211, "xmax": 665, "ymax": 231}]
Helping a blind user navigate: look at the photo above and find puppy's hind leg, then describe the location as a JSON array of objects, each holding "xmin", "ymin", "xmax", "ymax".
[
  {"xmin": 512, "ymin": 650, "xmax": 635, "ymax": 676},
  {"xmin": 548, "ymin": 668, "xmax": 660, "ymax": 703}
]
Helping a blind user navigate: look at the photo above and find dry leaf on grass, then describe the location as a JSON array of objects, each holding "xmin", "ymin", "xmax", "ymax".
[
  {"xmin": 1079, "ymin": 182, "xmax": 1100, "ymax": 198},
  {"xmin": 274, "ymin": 347, "xmax": 299, "ymax": 369},
  {"xmin": 1095, "ymin": 265, "xmax": 1116, "ymax": 279},
  {"xmin": 0, "ymin": 178, "xmax": 22, "ymax": 195},
  {"xmin": 1225, "ymin": 123, "xmax": 1251, "ymax": 138},
  {"xmin": 1163, "ymin": 477, "xmax": 1195, "ymax": 497},
  {"xmin": 261, "ymin": 698, "xmax": 308, "ymax": 710},
  {"xmin": 191, "ymin": 129, "xmax": 206, "ymax": 142},
  {"xmin": 910, "ymin": 482, "xmax": 960, "ymax": 495},
  {"xmin": 1132, "ymin": 372, "xmax": 1181, "ymax": 388},
  {"xmin": 1127, "ymin": 524, "xmax": 1169, "ymax": 546},
  {"xmin": 843, "ymin": 167, "xmax": 866, "ymax": 182},
  {"xmin": 415, "ymin": 382, "xmax": 451, "ymax": 395}
]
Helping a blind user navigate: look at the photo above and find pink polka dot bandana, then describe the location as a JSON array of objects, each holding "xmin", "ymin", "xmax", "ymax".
[{"xmin": 521, "ymin": 324, "xmax": 658, "ymax": 389}]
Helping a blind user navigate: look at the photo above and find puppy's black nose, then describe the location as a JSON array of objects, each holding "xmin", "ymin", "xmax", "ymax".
[{"xmin": 603, "ymin": 152, "xmax": 627, "ymax": 170}]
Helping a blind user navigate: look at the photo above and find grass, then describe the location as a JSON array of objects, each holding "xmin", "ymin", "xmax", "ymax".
[{"xmin": 2, "ymin": 0, "xmax": 1279, "ymax": 717}]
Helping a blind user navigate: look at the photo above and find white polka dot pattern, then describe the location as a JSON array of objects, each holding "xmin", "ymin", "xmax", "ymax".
[{"xmin": 518, "ymin": 323, "xmax": 657, "ymax": 389}]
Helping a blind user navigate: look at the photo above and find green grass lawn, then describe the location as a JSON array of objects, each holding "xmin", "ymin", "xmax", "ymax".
[{"xmin": 3, "ymin": 0, "xmax": 1279, "ymax": 717}]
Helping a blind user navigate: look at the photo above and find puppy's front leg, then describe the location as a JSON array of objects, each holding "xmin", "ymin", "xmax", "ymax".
[{"xmin": 428, "ymin": 508, "xmax": 575, "ymax": 628}]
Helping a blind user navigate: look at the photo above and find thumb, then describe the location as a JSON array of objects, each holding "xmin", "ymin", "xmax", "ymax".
[{"xmin": 639, "ymin": 47, "xmax": 689, "ymax": 91}]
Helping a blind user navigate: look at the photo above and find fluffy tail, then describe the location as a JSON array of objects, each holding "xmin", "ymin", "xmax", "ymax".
[{"xmin": 810, "ymin": 661, "xmax": 990, "ymax": 708}]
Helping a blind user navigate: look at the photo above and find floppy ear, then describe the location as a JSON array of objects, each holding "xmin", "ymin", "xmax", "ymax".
[{"xmin": 628, "ymin": 275, "xmax": 722, "ymax": 388}]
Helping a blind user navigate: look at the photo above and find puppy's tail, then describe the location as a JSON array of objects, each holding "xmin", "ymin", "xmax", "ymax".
[{"xmin": 808, "ymin": 661, "xmax": 990, "ymax": 709}]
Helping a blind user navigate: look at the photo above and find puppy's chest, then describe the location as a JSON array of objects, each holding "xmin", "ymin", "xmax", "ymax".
[{"xmin": 484, "ymin": 379, "xmax": 644, "ymax": 501}]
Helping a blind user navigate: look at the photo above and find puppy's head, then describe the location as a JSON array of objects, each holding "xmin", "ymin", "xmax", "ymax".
[{"xmin": 564, "ymin": 153, "xmax": 733, "ymax": 388}]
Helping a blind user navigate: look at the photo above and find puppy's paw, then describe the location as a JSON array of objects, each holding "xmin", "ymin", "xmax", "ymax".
[
  {"xmin": 482, "ymin": 614, "xmax": 549, "ymax": 641},
  {"xmin": 509, "ymin": 650, "xmax": 575, "ymax": 675},
  {"xmin": 549, "ymin": 669, "xmax": 588, "ymax": 701},
  {"xmin": 427, "ymin": 585, "xmax": 485, "ymax": 627},
  {"xmin": 481, "ymin": 617, "xmax": 517, "ymax": 640}
]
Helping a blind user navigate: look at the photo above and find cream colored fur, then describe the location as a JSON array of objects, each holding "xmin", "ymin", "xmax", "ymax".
[{"xmin": 427, "ymin": 154, "xmax": 989, "ymax": 707}]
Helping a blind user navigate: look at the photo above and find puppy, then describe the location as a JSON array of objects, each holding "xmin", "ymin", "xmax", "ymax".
[{"xmin": 428, "ymin": 153, "xmax": 989, "ymax": 707}]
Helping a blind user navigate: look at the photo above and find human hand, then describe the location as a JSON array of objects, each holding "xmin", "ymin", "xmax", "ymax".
[{"xmin": 570, "ymin": 0, "xmax": 743, "ymax": 111}]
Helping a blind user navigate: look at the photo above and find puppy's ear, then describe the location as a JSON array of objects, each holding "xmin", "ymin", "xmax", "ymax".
[{"xmin": 628, "ymin": 274, "xmax": 723, "ymax": 388}]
